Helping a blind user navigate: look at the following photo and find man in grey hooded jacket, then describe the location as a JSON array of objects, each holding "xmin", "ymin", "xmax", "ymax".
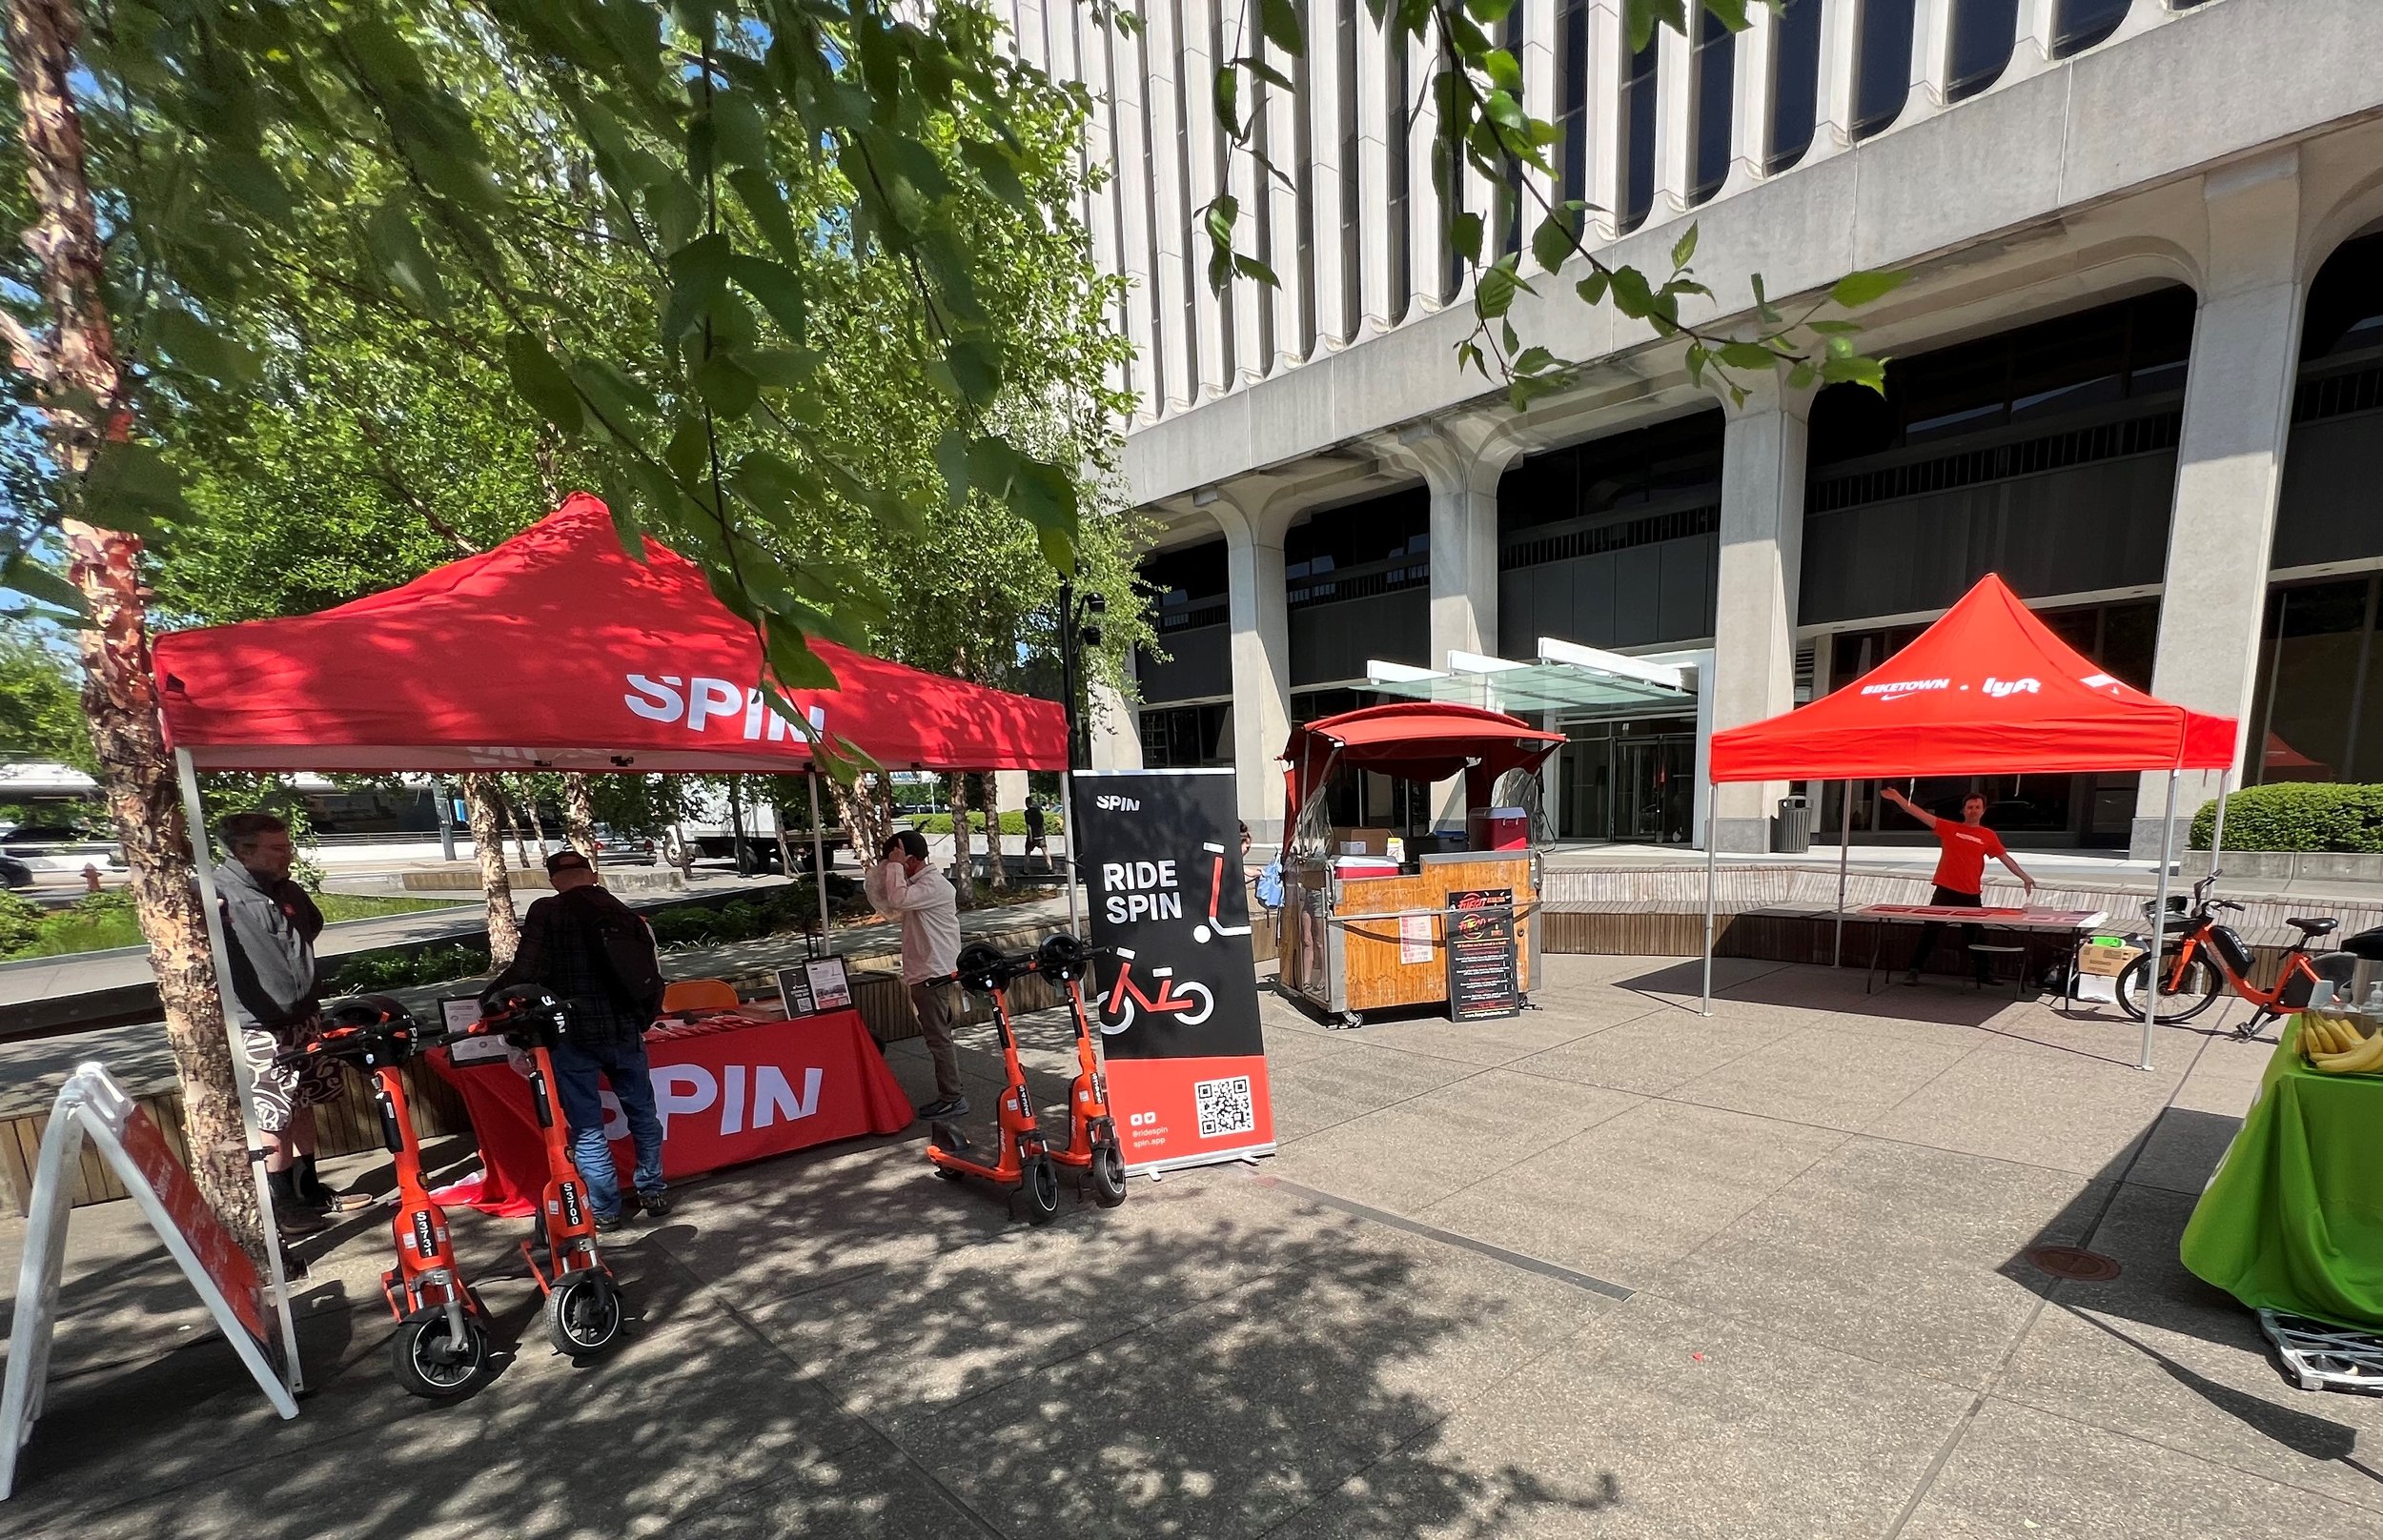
[{"xmin": 217, "ymin": 812, "xmax": 345, "ymax": 1236}]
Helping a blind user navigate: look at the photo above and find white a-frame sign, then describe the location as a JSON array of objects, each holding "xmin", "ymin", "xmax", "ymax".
[{"xmin": 1, "ymin": 1064, "xmax": 298, "ymax": 1500}]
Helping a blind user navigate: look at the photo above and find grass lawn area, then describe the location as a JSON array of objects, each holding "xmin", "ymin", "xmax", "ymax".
[{"xmin": 3, "ymin": 892, "xmax": 468, "ymax": 961}]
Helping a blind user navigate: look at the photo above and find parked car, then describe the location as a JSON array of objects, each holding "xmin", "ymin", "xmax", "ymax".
[
  {"xmin": 590, "ymin": 825, "xmax": 659, "ymax": 865},
  {"xmin": 0, "ymin": 854, "xmax": 31, "ymax": 890}
]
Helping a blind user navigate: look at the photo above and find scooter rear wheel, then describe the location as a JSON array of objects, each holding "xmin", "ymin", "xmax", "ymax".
[
  {"xmin": 1023, "ymin": 1155, "xmax": 1061, "ymax": 1225},
  {"xmin": 546, "ymin": 1269, "xmax": 626, "ymax": 1358},
  {"xmin": 1090, "ymin": 1139, "xmax": 1128, "ymax": 1209},
  {"xmin": 391, "ymin": 1308, "xmax": 489, "ymax": 1400}
]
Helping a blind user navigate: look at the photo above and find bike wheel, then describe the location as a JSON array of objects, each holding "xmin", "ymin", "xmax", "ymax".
[
  {"xmin": 390, "ymin": 1308, "xmax": 489, "ymax": 1401},
  {"xmin": 1090, "ymin": 1138, "xmax": 1128, "ymax": 1209},
  {"xmin": 545, "ymin": 1270, "xmax": 626, "ymax": 1358},
  {"xmin": 2115, "ymin": 952, "xmax": 2224, "ymax": 1024},
  {"xmin": 1174, "ymin": 982, "xmax": 1214, "ymax": 1026},
  {"xmin": 1100, "ymin": 993, "xmax": 1135, "ymax": 1036},
  {"xmin": 1023, "ymin": 1156, "xmax": 1061, "ymax": 1225}
]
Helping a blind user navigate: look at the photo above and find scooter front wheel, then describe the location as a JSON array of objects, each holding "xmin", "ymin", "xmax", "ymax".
[
  {"xmin": 1090, "ymin": 1139, "xmax": 1128, "ymax": 1208},
  {"xmin": 546, "ymin": 1269, "xmax": 626, "ymax": 1358},
  {"xmin": 1023, "ymin": 1155, "xmax": 1061, "ymax": 1225},
  {"xmin": 391, "ymin": 1308, "xmax": 490, "ymax": 1400}
]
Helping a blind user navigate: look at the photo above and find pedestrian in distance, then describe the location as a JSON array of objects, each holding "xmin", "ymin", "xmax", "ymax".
[
  {"xmin": 217, "ymin": 811, "xmax": 356, "ymax": 1237},
  {"xmin": 865, "ymin": 829, "xmax": 967, "ymax": 1117},
  {"xmin": 1023, "ymin": 795, "xmax": 1049, "ymax": 873},
  {"xmin": 1883, "ymin": 786, "xmax": 2037, "ymax": 985},
  {"xmin": 483, "ymin": 848, "xmax": 670, "ymax": 1229}
]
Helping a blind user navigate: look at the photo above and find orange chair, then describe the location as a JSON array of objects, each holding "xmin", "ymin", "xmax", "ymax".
[{"xmin": 662, "ymin": 979, "xmax": 741, "ymax": 1014}]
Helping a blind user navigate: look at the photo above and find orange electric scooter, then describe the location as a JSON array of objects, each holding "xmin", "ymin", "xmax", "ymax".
[
  {"xmin": 1034, "ymin": 933, "xmax": 1128, "ymax": 1207},
  {"xmin": 476, "ymin": 986, "xmax": 628, "ymax": 1359},
  {"xmin": 277, "ymin": 995, "xmax": 492, "ymax": 1400},
  {"xmin": 925, "ymin": 942, "xmax": 1062, "ymax": 1224}
]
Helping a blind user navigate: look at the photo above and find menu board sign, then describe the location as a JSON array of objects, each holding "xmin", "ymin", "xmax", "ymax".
[
  {"xmin": 777, "ymin": 956, "xmax": 853, "ymax": 1018},
  {"xmin": 1445, "ymin": 888, "xmax": 1520, "ymax": 1021}
]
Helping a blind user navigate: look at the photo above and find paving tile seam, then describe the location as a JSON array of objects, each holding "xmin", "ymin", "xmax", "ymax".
[
  {"xmin": 1880, "ymin": 1031, "xmax": 2214, "ymax": 1540},
  {"xmin": 642, "ymin": 1234, "xmax": 1008, "ymax": 1537},
  {"xmin": 1976, "ymin": 1383, "xmax": 2383, "ymax": 1516},
  {"xmin": 1252, "ymin": 1175, "xmax": 1636, "ymax": 1301},
  {"xmin": 1629, "ymin": 1279, "xmax": 2055, "ymax": 1400}
]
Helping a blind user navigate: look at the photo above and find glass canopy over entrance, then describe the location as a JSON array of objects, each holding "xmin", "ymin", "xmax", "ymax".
[{"xmin": 1363, "ymin": 638, "xmax": 1696, "ymax": 716}]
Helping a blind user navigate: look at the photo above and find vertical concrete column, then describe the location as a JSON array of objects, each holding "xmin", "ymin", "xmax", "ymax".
[
  {"xmin": 1098, "ymin": 17, "xmax": 1158, "ymax": 422},
  {"xmin": 1354, "ymin": 6, "xmax": 1395, "ymax": 332},
  {"xmin": 2131, "ymin": 149, "xmax": 2307, "ymax": 858},
  {"xmin": 1405, "ymin": 29, "xmax": 1449, "ymax": 314},
  {"xmin": 1262, "ymin": 25, "xmax": 1305, "ymax": 367},
  {"xmin": 1650, "ymin": 13, "xmax": 1695, "ymax": 220},
  {"xmin": 1076, "ymin": 10, "xmax": 1139, "ymax": 415},
  {"xmin": 1718, "ymin": 0, "xmax": 1775, "ymax": 198},
  {"xmin": 1306, "ymin": 4, "xmax": 1351, "ymax": 350},
  {"xmin": 1179, "ymin": 0, "xmax": 1232, "ymax": 395},
  {"xmin": 1518, "ymin": 0, "xmax": 1558, "ymax": 234},
  {"xmin": 2108, "ymin": 0, "xmax": 2184, "ymax": 48},
  {"xmin": 1142, "ymin": 0, "xmax": 1196, "ymax": 412},
  {"xmin": 1210, "ymin": 484, "xmax": 1297, "ymax": 842},
  {"xmin": 1711, "ymin": 376, "xmax": 1813, "ymax": 854},
  {"xmin": 1904, "ymin": 0, "xmax": 1956, "ymax": 122},
  {"xmin": 1088, "ymin": 647, "xmax": 1144, "ymax": 772},
  {"xmin": 1805, "ymin": 0, "xmax": 1863, "ymax": 165},
  {"xmin": 1584, "ymin": 1, "xmax": 1626, "ymax": 239},
  {"xmin": 2009, "ymin": 0, "xmax": 2062, "ymax": 80}
]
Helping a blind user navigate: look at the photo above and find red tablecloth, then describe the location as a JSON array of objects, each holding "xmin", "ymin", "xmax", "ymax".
[{"xmin": 428, "ymin": 1007, "xmax": 913, "ymax": 1216}]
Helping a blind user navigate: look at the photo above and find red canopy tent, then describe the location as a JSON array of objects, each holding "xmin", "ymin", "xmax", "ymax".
[
  {"xmin": 1279, "ymin": 703, "xmax": 1565, "ymax": 831},
  {"xmin": 148, "ymin": 495, "xmax": 1068, "ymax": 1388},
  {"xmin": 153, "ymin": 493, "xmax": 1066, "ymax": 773},
  {"xmin": 1695, "ymin": 574, "xmax": 2239, "ymax": 1066}
]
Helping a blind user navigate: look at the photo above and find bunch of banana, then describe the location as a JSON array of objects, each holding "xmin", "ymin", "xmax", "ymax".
[{"xmin": 2300, "ymin": 1012, "xmax": 2383, "ymax": 1073}]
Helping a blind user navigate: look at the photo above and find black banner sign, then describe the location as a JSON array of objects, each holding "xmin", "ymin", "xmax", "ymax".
[
  {"xmin": 1446, "ymin": 887, "xmax": 1521, "ymax": 1021},
  {"xmin": 1071, "ymin": 769, "xmax": 1273, "ymax": 1171}
]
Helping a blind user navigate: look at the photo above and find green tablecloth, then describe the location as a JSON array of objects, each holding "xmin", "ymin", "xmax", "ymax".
[{"xmin": 2180, "ymin": 1017, "xmax": 2383, "ymax": 1330}]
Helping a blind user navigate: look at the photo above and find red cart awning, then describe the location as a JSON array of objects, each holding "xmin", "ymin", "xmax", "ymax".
[
  {"xmin": 1708, "ymin": 574, "xmax": 2236, "ymax": 782},
  {"xmin": 153, "ymin": 494, "xmax": 1067, "ymax": 773},
  {"xmin": 1281, "ymin": 703, "xmax": 1564, "ymax": 812}
]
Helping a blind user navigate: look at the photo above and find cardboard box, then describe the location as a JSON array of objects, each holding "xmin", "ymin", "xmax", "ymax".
[
  {"xmin": 2075, "ymin": 941, "xmax": 2143, "ymax": 979},
  {"xmin": 1334, "ymin": 826, "xmax": 1392, "ymax": 857}
]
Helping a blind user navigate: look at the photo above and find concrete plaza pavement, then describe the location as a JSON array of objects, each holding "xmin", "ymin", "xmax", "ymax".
[{"xmin": 4, "ymin": 953, "xmax": 2380, "ymax": 1538}]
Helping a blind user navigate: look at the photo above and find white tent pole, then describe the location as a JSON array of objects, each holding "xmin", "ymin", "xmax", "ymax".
[
  {"xmin": 172, "ymin": 748, "xmax": 304, "ymax": 1393},
  {"xmin": 1833, "ymin": 780, "xmax": 1852, "ymax": 968},
  {"xmin": 806, "ymin": 769, "xmax": 833, "ymax": 955},
  {"xmin": 1701, "ymin": 780, "xmax": 1718, "ymax": 1018},
  {"xmin": 1061, "ymin": 770, "xmax": 1082, "ymax": 937},
  {"xmin": 2141, "ymin": 769, "xmax": 2179, "ymax": 1072},
  {"xmin": 2209, "ymin": 769, "xmax": 2230, "ymax": 881}
]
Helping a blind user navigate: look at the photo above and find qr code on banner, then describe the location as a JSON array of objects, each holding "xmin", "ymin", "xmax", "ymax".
[{"xmin": 1194, "ymin": 1074, "xmax": 1255, "ymax": 1140}]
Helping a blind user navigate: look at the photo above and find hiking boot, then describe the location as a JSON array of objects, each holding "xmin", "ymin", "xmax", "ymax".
[
  {"xmin": 593, "ymin": 1210, "xmax": 624, "ymax": 1232},
  {"xmin": 917, "ymin": 1096, "xmax": 970, "ymax": 1120},
  {"xmin": 637, "ymin": 1189, "xmax": 673, "ymax": 1219}
]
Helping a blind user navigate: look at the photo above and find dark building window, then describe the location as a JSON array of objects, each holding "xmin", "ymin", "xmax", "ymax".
[
  {"xmin": 1287, "ymin": 490, "xmax": 1432, "ymax": 685},
  {"xmin": 2273, "ymin": 233, "xmax": 2383, "ymax": 571},
  {"xmin": 1135, "ymin": 539, "xmax": 1232, "ymax": 705},
  {"xmin": 2053, "ymin": 0, "xmax": 2129, "ymax": 57},
  {"xmin": 1558, "ymin": 0, "xmax": 1591, "ymax": 207},
  {"xmin": 1690, "ymin": 6, "xmax": 1735, "ymax": 204},
  {"xmin": 1948, "ymin": 0, "xmax": 2019, "ymax": 100},
  {"xmin": 1138, "ymin": 702, "xmax": 1234, "ymax": 768},
  {"xmin": 1854, "ymin": 0, "xmax": 1914, "ymax": 141},
  {"xmin": 2246, "ymin": 578, "xmax": 2383, "ymax": 787},
  {"xmin": 1387, "ymin": 30, "xmax": 1412, "ymax": 320},
  {"xmin": 1339, "ymin": 0, "xmax": 1362, "ymax": 337},
  {"xmin": 1500, "ymin": 411, "xmax": 1725, "ymax": 535},
  {"xmin": 1619, "ymin": 32, "xmax": 1657, "ymax": 231},
  {"xmin": 1139, "ymin": 539, "xmax": 1230, "ymax": 632},
  {"xmin": 1766, "ymin": 0, "xmax": 1822, "ymax": 172}
]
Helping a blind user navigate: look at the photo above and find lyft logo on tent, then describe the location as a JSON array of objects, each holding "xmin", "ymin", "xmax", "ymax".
[
  {"xmin": 1983, "ymin": 676, "xmax": 2041, "ymax": 699},
  {"xmin": 623, "ymin": 674, "xmax": 826, "ymax": 742}
]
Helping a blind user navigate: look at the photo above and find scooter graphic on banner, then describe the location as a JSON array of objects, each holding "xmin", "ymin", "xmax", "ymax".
[
  {"xmin": 1097, "ymin": 947, "xmax": 1215, "ymax": 1034},
  {"xmin": 1190, "ymin": 841, "xmax": 1253, "ymax": 945}
]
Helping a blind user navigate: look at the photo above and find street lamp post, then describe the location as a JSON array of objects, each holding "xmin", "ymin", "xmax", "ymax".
[{"xmin": 1055, "ymin": 578, "xmax": 1106, "ymax": 934}]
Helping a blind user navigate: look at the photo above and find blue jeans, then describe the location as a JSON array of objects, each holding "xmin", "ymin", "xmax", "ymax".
[{"xmin": 549, "ymin": 1036, "xmax": 663, "ymax": 1219}]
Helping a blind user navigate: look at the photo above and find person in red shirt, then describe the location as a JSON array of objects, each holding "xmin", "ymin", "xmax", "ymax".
[{"xmin": 1883, "ymin": 786, "xmax": 2038, "ymax": 984}]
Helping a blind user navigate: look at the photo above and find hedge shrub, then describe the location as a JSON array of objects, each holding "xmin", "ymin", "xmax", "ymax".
[
  {"xmin": 0, "ymin": 892, "xmax": 44, "ymax": 955},
  {"xmin": 328, "ymin": 942, "xmax": 491, "ymax": 994},
  {"xmin": 2189, "ymin": 782, "xmax": 2383, "ymax": 852},
  {"xmin": 909, "ymin": 810, "xmax": 1061, "ymax": 836}
]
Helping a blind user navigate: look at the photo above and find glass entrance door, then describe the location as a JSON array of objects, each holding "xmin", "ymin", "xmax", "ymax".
[{"xmin": 1558, "ymin": 718, "xmax": 1696, "ymax": 842}]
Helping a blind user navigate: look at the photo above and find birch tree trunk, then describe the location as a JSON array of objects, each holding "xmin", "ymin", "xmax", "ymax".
[
  {"xmin": 946, "ymin": 772, "xmax": 976, "ymax": 911},
  {"xmin": 521, "ymin": 780, "xmax": 551, "ymax": 861},
  {"xmin": 459, "ymin": 773, "xmax": 521, "ymax": 966},
  {"xmin": 827, "ymin": 773, "xmax": 895, "ymax": 872},
  {"xmin": 562, "ymin": 772, "xmax": 600, "ymax": 865},
  {"xmin": 3, "ymin": 0, "xmax": 258, "ymax": 1249},
  {"xmin": 503, "ymin": 791, "xmax": 530, "ymax": 870}
]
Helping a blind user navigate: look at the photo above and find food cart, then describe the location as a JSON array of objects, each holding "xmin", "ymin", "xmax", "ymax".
[{"xmin": 1275, "ymin": 704, "xmax": 1563, "ymax": 1028}]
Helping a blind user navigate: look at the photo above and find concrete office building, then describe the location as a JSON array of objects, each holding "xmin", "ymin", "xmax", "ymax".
[{"xmin": 999, "ymin": 0, "xmax": 2383, "ymax": 855}]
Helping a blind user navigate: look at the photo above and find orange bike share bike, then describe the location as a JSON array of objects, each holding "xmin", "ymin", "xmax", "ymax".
[{"xmin": 2116, "ymin": 874, "xmax": 2341, "ymax": 1039}]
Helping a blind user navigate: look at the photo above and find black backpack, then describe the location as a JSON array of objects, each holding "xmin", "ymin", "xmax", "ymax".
[{"xmin": 560, "ymin": 886, "xmax": 665, "ymax": 1022}]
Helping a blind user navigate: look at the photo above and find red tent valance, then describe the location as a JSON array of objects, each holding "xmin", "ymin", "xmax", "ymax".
[
  {"xmin": 154, "ymin": 495, "xmax": 1067, "ymax": 774},
  {"xmin": 1709, "ymin": 574, "xmax": 2236, "ymax": 782},
  {"xmin": 1280, "ymin": 703, "xmax": 1564, "ymax": 812}
]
